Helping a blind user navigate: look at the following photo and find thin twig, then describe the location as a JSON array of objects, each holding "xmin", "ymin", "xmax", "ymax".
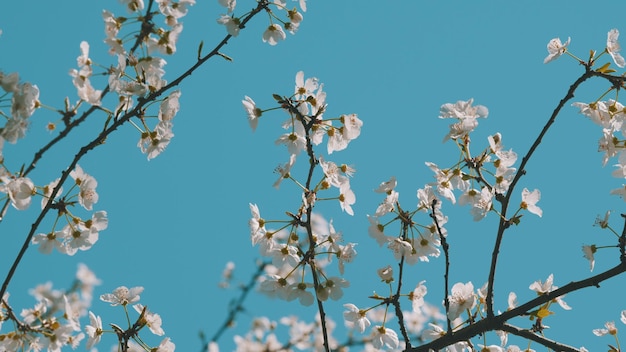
[
  {"xmin": 500, "ymin": 323, "xmax": 580, "ymax": 352},
  {"xmin": 485, "ymin": 67, "xmax": 594, "ymax": 318},
  {"xmin": 430, "ymin": 199, "xmax": 451, "ymax": 333},
  {"xmin": 203, "ymin": 261, "xmax": 268, "ymax": 350}
]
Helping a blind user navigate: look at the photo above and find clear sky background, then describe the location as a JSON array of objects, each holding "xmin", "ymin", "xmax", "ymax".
[{"xmin": 2, "ymin": 1, "xmax": 626, "ymax": 351}]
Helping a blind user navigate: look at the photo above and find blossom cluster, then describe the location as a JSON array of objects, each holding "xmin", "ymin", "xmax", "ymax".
[
  {"xmin": 573, "ymin": 98, "xmax": 626, "ymax": 199},
  {"xmin": 367, "ymin": 177, "xmax": 445, "ymax": 264},
  {"xmin": 432, "ymin": 99, "xmax": 542, "ymax": 221},
  {"xmin": 427, "ymin": 274, "xmax": 571, "ymax": 351},
  {"xmin": 0, "ymin": 271, "xmax": 173, "ymax": 351},
  {"xmin": 0, "ymin": 71, "xmax": 40, "ymax": 148},
  {"xmin": 217, "ymin": 0, "xmax": 306, "ymax": 45},
  {"xmin": 30, "ymin": 165, "xmax": 108, "ymax": 256},
  {"xmin": 338, "ymin": 273, "xmax": 574, "ymax": 351},
  {"xmin": 233, "ymin": 315, "xmax": 338, "ymax": 351},
  {"xmin": 97, "ymin": 285, "xmax": 174, "ymax": 351},
  {"xmin": 340, "ymin": 268, "xmax": 442, "ymax": 350},
  {"xmin": 331, "ymin": 97, "xmax": 548, "ymax": 349},
  {"xmin": 0, "ymin": 275, "xmax": 174, "ymax": 351},
  {"xmin": 0, "ymin": 71, "xmax": 40, "ymax": 211},
  {"xmin": 70, "ymin": 1, "xmax": 191, "ymax": 160},
  {"xmin": 365, "ymin": 99, "xmax": 542, "ymax": 275},
  {"xmin": 245, "ymin": 71, "xmax": 361, "ymax": 312},
  {"xmin": 0, "ymin": 264, "xmax": 100, "ymax": 351},
  {"xmin": 547, "ymin": 29, "xmax": 626, "ymax": 199}
]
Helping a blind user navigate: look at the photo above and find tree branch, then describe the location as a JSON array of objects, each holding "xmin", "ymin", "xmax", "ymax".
[
  {"xmin": 486, "ymin": 67, "xmax": 594, "ymax": 318},
  {"xmin": 412, "ymin": 261, "xmax": 626, "ymax": 351}
]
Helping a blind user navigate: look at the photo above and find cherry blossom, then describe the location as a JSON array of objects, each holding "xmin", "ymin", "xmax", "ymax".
[
  {"xmin": 338, "ymin": 182, "xmax": 355, "ymax": 215},
  {"xmin": 70, "ymin": 165, "xmax": 99, "ymax": 210},
  {"xmin": 294, "ymin": 71, "xmax": 318, "ymax": 98},
  {"xmin": 341, "ymin": 113, "xmax": 363, "ymax": 141},
  {"xmin": 147, "ymin": 23, "xmax": 183, "ymax": 55},
  {"xmin": 287, "ymin": 282, "xmax": 314, "ymax": 306},
  {"xmin": 120, "ymin": 0, "xmax": 144, "ymax": 13},
  {"xmin": 367, "ymin": 215, "xmax": 388, "ymax": 246},
  {"xmin": 32, "ymin": 229, "xmax": 68, "ymax": 254},
  {"xmin": 370, "ymin": 326, "xmax": 399, "ymax": 350},
  {"xmin": 100, "ymin": 286, "xmax": 144, "ymax": 306},
  {"xmin": 0, "ymin": 71, "xmax": 19, "ymax": 93},
  {"xmin": 593, "ymin": 321, "xmax": 617, "ymax": 336},
  {"xmin": 155, "ymin": 337, "xmax": 176, "ymax": 352},
  {"xmin": 70, "ymin": 42, "xmax": 101, "ymax": 106},
  {"xmin": 134, "ymin": 304, "xmax": 165, "ymax": 336},
  {"xmin": 374, "ymin": 189, "xmax": 398, "ymax": 217},
  {"xmin": 157, "ymin": 0, "xmax": 195, "ymax": 26},
  {"xmin": 343, "ymin": 303, "xmax": 371, "ymax": 333},
  {"xmin": 285, "ymin": 8, "xmax": 303, "ymax": 34},
  {"xmin": 374, "ymin": 176, "xmax": 397, "ymax": 193},
  {"xmin": 0, "ymin": 176, "xmax": 35, "ymax": 210},
  {"xmin": 543, "ymin": 37, "xmax": 570, "ymax": 64},
  {"xmin": 377, "ymin": 265, "xmax": 394, "ymax": 283},
  {"xmin": 447, "ymin": 281, "xmax": 476, "ymax": 320},
  {"xmin": 64, "ymin": 226, "xmax": 99, "ymax": 256},
  {"xmin": 410, "ymin": 281, "xmax": 428, "ymax": 311},
  {"xmin": 241, "ymin": 96, "xmax": 263, "ymax": 132},
  {"xmin": 607, "ymin": 29, "xmax": 626, "ymax": 68},
  {"xmin": 262, "ymin": 24, "xmax": 286, "ymax": 45},
  {"xmin": 11, "ymin": 82, "xmax": 40, "ymax": 119},
  {"xmin": 459, "ymin": 187, "xmax": 493, "ymax": 221},
  {"xmin": 582, "ymin": 245, "xmax": 596, "ymax": 271},
  {"xmin": 316, "ymin": 277, "xmax": 349, "ymax": 301},
  {"xmin": 273, "ymin": 154, "xmax": 296, "ymax": 188},
  {"xmin": 217, "ymin": 15, "xmax": 241, "ymax": 36},
  {"xmin": 529, "ymin": 274, "xmax": 571, "ymax": 310},
  {"xmin": 520, "ymin": 188, "xmax": 542, "ymax": 217},
  {"xmin": 85, "ymin": 311, "xmax": 103, "ymax": 349},
  {"xmin": 1, "ymin": 116, "xmax": 29, "ymax": 143},
  {"xmin": 439, "ymin": 98, "xmax": 488, "ymax": 142},
  {"xmin": 41, "ymin": 177, "xmax": 62, "ymax": 209},
  {"xmin": 337, "ymin": 242, "xmax": 357, "ymax": 274},
  {"xmin": 275, "ymin": 120, "xmax": 306, "ymax": 155}
]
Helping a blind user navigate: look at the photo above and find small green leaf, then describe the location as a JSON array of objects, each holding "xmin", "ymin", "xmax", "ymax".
[
  {"xmin": 596, "ymin": 62, "xmax": 612, "ymax": 73},
  {"xmin": 537, "ymin": 306, "xmax": 553, "ymax": 319}
]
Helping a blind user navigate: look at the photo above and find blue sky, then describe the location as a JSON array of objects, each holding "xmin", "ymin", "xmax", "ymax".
[{"xmin": 2, "ymin": 1, "xmax": 626, "ymax": 351}]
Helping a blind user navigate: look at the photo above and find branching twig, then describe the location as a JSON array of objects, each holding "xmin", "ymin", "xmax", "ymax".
[
  {"xmin": 394, "ymin": 254, "xmax": 410, "ymax": 349},
  {"xmin": 485, "ymin": 67, "xmax": 594, "ymax": 318},
  {"xmin": 0, "ymin": 0, "xmax": 272, "ymax": 304},
  {"xmin": 202, "ymin": 261, "xmax": 268, "ymax": 351}
]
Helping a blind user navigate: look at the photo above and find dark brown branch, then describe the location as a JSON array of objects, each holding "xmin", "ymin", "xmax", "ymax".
[
  {"xmin": 279, "ymin": 93, "xmax": 331, "ymax": 351},
  {"xmin": 411, "ymin": 261, "xmax": 626, "ymax": 351},
  {"xmin": 394, "ymin": 253, "xmax": 410, "ymax": 349},
  {"xmin": 485, "ymin": 67, "xmax": 594, "ymax": 318},
  {"xmin": 430, "ymin": 199, "xmax": 452, "ymax": 334}
]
